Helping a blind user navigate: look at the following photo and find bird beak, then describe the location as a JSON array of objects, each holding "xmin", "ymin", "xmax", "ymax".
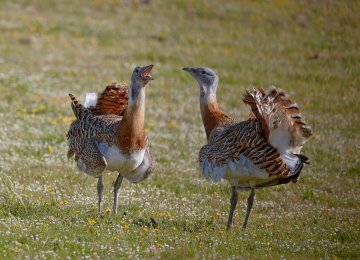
[
  {"xmin": 141, "ymin": 64, "xmax": 154, "ymax": 81},
  {"xmin": 182, "ymin": 67, "xmax": 192, "ymax": 73},
  {"xmin": 183, "ymin": 67, "xmax": 197, "ymax": 78}
]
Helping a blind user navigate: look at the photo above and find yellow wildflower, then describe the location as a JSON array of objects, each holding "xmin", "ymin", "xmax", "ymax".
[
  {"xmin": 86, "ymin": 218, "xmax": 97, "ymax": 225},
  {"xmin": 47, "ymin": 145, "xmax": 53, "ymax": 153}
]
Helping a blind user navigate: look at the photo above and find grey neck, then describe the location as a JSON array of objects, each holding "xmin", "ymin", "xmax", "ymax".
[
  {"xmin": 200, "ymin": 77, "xmax": 218, "ymax": 104},
  {"xmin": 128, "ymin": 82, "xmax": 145, "ymax": 107}
]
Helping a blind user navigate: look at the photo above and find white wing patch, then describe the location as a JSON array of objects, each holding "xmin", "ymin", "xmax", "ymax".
[
  {"xmin": 199, "ymin": 159, "xmax": 226, "ymax": 182},
  {"xmin": 269, "ymin": 127, "xmax": 292, "ymax": 154},
  {"xmin": 279, "ymin": 152, "xmax": 299, "ymax": 169},
  {"xmin": 199, "ymin": 155, "xmax": 269, "ymax": 183},
  {"xmin": 84, "ymin": 92, "xmax": 98, "ymax": 108}
]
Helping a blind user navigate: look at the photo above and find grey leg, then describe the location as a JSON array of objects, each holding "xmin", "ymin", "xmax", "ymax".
[
  {"xmin": 242, "ymin": 188, "xmax": 255, "ymax": 229},
  {"xmin": 113, "ymin": 173, "xmax": 124, "ymax": 215},
  {"xmin": 227, "ymin": 186, "xmax": 238, "ymax": 230},
  {"xmin": 97, "ymin": 176, "xmax": 104, "ymax": 214}
]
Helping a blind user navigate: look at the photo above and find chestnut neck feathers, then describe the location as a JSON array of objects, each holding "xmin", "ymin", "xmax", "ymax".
[
  {"xmin": 199, "ymin": 78, "xmax": 230, "ymax": 139},
  {"xmin": 116, "ymin": 81, "xmax": 147, "ymax": 153}
]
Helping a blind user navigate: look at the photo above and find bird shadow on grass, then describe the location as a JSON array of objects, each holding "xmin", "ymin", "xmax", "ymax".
[
  {"xmin": 130, "ymin": 216, "xmax": 216, "ymax": 233},
  {"xmin": 1, "ymin": 198, "xmax": 217, "ymax": 234},
  {"xmin": 92, "ymin": 208, "xmax": 217, "ymax": 233}
]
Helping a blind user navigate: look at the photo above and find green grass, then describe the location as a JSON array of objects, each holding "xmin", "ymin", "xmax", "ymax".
[{"xmin": 0, "ymin": 0, "xmax": 359, "ymax": 258}]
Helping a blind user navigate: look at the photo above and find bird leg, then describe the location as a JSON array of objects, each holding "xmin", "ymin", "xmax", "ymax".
[
  {"xmin": 226, "ymin": 186, "xmax": 238, "ymax": 230},
  {"xmin": 97, "ymin": 176, "xmax": 104, "ymax": 214},
  {"xmin": 242, "ymin": 188, "xmax": 255, "ymax": 229},
  {"xmin": 113, "ymin": 173, "xmax": 124, "ymax": 215}
]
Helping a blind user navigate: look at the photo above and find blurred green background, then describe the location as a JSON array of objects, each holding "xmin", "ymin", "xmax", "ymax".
[{"xmin": 0, "ymin": 0, "xmax": 359, "ymax": 258}]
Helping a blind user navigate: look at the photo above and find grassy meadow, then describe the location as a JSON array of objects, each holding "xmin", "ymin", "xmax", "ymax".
[{"xmin": 0, "ymin": 0, "xmax": 359, "ymax": 258}]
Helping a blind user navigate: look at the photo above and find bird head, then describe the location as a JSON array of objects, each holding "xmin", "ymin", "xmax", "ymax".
[
  {"xmin": 131, "ymin": 64, "xmax": 154, "ymax": 86},
  {"xmin": 183, "ymin": 67, "xmax": 219, "ymax": 98}
]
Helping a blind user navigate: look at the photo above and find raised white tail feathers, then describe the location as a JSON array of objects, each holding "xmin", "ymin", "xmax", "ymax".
[
  {"xmin": 84, "ymin": 93, "xmax": 98, "ymax": 108},
  {"xmin": 243, "ymin": 86, "xmax": 312, "ymax": 154}
]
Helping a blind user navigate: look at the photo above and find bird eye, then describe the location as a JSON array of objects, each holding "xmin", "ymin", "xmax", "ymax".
[
  {"xmin": 135, "ymin": 69, "xmax": 139, "ymax": 73},
  {"xmin": 201, "ymin": 71, "xmax": 206, "ymax": 75}
]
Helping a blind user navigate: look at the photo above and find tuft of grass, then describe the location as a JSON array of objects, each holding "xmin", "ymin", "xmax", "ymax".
[{"xmin": 0, "ymin": 0, "xmax": 359, "ymax": 258}]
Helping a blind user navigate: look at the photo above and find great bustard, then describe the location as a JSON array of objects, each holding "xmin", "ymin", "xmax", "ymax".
[
  {"xmin": 67, "ymin": 65, "xmax": 155, "ymax": 215},
  {"xmin": 183, "ymin": 67, "xmax": 312, "ymax": 229}
]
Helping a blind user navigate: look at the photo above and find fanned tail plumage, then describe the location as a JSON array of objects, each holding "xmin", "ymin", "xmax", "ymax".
[
  {"xmin": 242, "ymin": 86, "xmax": 312, "ymax": 154},
  {"xmin": 69, "ymin": 93, "xmax": 87, "ymax": 119}
]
